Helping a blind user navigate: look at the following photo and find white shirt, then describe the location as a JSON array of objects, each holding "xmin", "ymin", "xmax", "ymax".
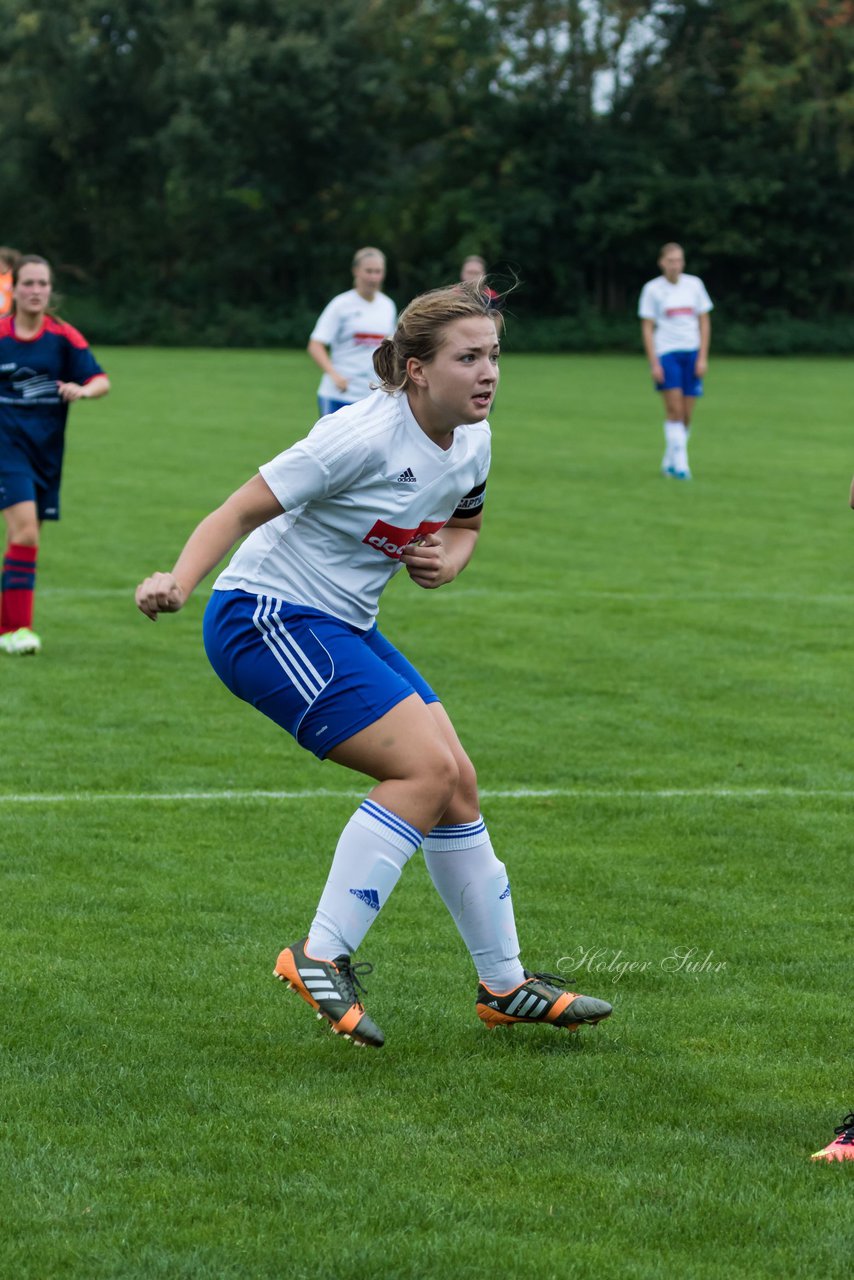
[
  {"xmin": 214, "ymin": 390, "xmax": 491, "ymax": 630},
  {"xmin": 638, "ymin": 274, "xmax": 713, "ymax": 356},
  {"xmin": 310, "ymin": 289, "xmax": 397, "ymax": 403}
]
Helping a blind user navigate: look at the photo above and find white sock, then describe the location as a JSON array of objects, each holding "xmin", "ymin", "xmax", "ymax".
[
  {"xmin": 307, "ymin": 799, "xmax": 423, "ymax": 959},
  {"xmin": 663, "ymin": 420, "xmax": 684, "ymax": 468},
  {"xmin": 666, "ymin": 420, "xmax": 689, "ymax": 473},
  {"xmin": 422, "ymin": 817, "xmax": 525, "ymax": 991}
]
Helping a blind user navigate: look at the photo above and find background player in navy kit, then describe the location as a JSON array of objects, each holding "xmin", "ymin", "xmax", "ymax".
[
  {"xmin": 307, "ymin": 246, "xmax": 396, "ymax": 416},
  {"xmin": 136, "ymin": 282, "xmax": 612, "ymax": 1049},
  {"xmin": 0, "ymin": 255, "xmax": 110, "ymax": 655},
  {"xmin": 639, "ymin": 242, "xmax": 712, "ymax": 480}
]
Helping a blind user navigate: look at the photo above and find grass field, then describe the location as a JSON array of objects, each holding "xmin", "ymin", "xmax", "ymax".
[{"xmin": 2, "ymin": 347, "xmax": 852, "ymax": 1278}]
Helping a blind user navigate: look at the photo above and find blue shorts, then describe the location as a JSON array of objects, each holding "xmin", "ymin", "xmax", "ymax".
[
  {"xmin": 655, "ymin": 350, "xmax": 703, "ymax": 398},
  {"xmin": 203, "ymin": 590, "xmax": 439, "ymax": 759},
  {"xmin": 0, "ymin": 467, "xmax": 60, "ymax": 519},
  {"xmin": 317, "ymin": 395, "xmax": 352, "ymax": 417}
]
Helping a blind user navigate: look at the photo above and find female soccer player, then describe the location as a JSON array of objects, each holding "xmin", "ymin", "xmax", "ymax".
[
  {"xmin": 136, "ymin": 282, "xmax": 612, "ymax": 1049},
  {"xmin": 307, "ymin": 246, "xmax": 396, "ymax": 417},
  {"xmin": 0, "ymin": 255, "xmax": 110, "ymax": 655},
  {"xmin": 638, "ymin": 243, "xmax": 713, "ymax": 480}
]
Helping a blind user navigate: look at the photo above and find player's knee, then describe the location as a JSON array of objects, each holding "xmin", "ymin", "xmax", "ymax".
[
  {"xmin": 455, "ymin": 753, "xmax": 479, "ymax": 810},
  {"xmin": 6, "ymin": 521, "xmax": 39, "ymax": 546},
  {"xmin": 421, "ymin": 742, "xmax": 460, "ymax": 809}
]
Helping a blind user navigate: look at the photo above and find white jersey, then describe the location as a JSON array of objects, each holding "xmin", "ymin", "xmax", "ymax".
[
  {"xmin": 310, "ymin": 289, "xmax": 397, "ymax": 403},
  {"xmin": 213, "ymin": 390, "xmax": 491, "ymax": 630},
  {"xmin": 638, "ymin": 273, "xmax": 713, "ymax": 356}
]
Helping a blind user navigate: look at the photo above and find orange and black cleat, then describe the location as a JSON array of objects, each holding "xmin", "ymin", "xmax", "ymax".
[
  {"xmin": 477, "ymin": 970, "xmax": 612, "ymax": 1032},
  {"xmin": 811, "ymin": 1112, "xmax": 854, "ymax": 1162},
  {"xmin": 274, "ymin": 937, "xmax": 384, "ymax": 1048}
]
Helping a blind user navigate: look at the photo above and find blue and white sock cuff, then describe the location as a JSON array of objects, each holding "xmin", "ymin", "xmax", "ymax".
[
  {"xmin": 354, "ymin": 798, "xmax": 423, "ymax": 854},
  {"xmin": 422, "ymin": 817, "xmax": 488, "ymax": 852}
]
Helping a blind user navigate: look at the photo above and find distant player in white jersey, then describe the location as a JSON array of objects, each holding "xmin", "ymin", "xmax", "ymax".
[
  {"xmin": 136, "ymin": 283, "xmax": 612, "ymax": 1050},
  {"xmin": 307, "ymin": 246, "xmax": 396, "ymax": 417},
  {"xmin": 638, "ymin": 243, "xmax": 713, "ymax": 480}
]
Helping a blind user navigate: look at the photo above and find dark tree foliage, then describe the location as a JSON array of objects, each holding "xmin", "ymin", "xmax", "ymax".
[{"xmin": 0, "ymin": 0, "xmax": 850, "ymax": 342}]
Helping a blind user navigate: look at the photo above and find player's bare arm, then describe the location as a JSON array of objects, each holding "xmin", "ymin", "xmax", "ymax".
[
  {"xmin": 57, "ymin": 374, "xmax": 111, "ymax": 402},
  {"xmin": 696, "ymin": 312, "xmax": 711, "ymax": 375},
  {"xmin": 136, "ymin": 473, "xmax": 284, "ymax": 620},
  {"xmin": 641, "ymin": 318, "xmax": 663, "ymax": 382},
  {"xmin": 401, "ymin": 513, "xmax": 482, "ymax": 590},
  {"xmin": 307, "ymin": 338, "xmax": 348, "ymax": 393}
]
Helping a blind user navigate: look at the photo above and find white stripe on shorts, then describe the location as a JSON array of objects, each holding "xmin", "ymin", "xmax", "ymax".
[{"xmin": 252, "ymin": 596, "xmax": 329, "ymax": 706}]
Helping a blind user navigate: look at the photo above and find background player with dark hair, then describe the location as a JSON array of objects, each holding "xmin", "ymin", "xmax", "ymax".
[
  {"xmin": 136, "ymin": 281, "xmax": 612, "ymax": 1050},
  {"xmin": 0, "ymin": 255, "xmax": 110, "ymax": 655}
]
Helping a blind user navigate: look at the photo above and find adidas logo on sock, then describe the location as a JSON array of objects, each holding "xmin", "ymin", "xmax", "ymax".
[
  {"xmin": 396, "ymin": 467, "xmax": 416, "ymax": 483},
  {"xmin": 349, "ymin": 887, "xmax": 381, "ymax": 911}
]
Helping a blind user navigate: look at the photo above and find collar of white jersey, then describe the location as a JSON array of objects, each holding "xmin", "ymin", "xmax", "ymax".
[{"xmin": 397, "ymin": 389, "xmax": 467, "ymax": 459}]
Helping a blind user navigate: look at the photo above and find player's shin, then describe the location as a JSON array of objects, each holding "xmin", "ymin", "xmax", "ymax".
[
  {"xmin": 307, "ymin": 798, "xmax": 422, "ymax": 958},
  {"xmin": 422, "ymin": 818, "xmax": 525, "ymax": 991}
]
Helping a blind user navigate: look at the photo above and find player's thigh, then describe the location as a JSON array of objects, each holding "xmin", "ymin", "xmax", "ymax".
[{"xmin": 327, "ymin": 693, "xmax": 458, "ymax": 790}]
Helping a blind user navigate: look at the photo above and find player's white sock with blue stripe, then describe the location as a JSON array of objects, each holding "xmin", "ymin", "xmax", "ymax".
[
  {"xmin": 422, "ymin": 817, "xmax": 525, "ymax": 991},
  {"xmin": 307, "ymin": 799, "xmax": 423, "ymax": 959}
]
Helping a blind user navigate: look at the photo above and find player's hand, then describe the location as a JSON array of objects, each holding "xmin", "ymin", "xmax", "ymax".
[
  {"xmin": 401, "ymin": 532, "xmax": 451, "ymax": 590},
  {"xmin": 333, "ymin": 373, "xmax": 349, "ymax": 393},
  {"xmin": 695, "ymin": 355, "xmax": 708, "ymax": 377},
  {"xmin": 650, "ymin": 360, "xmax": 664, "ymax": 384},
  {"xmin": 57, "ymin": 381, "xmax": 85, "ymax": 401},
  {"xmin": 135, "ymin": 572, "xmax": 186, "ymax": 621}
]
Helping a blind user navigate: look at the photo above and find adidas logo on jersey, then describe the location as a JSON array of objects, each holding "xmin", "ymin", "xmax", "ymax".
[
  {"xmin": 396, "ymin": 467, "xmax": 417, "ymax": 483},
  {"xmin": 349, "ymin": 887, "xmax": 381, "ymax": 912}
]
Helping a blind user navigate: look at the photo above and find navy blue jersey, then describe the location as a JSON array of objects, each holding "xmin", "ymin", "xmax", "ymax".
[{"xmin": 0, "ymin": 315, "xmax": 105, "ymax": 475}]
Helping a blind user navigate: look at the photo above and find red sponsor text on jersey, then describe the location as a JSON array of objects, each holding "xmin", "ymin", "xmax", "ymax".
[
  {"xmin": 353, "ymin": 332, "xmax": 387, "ymax": 347},
  {"xmin": 664, "ymin": 307, "xmax": 696, "ymax": 318},
  {"xmin": 363, "ymin": 518, "xmax": 445, "ymax": 559}
]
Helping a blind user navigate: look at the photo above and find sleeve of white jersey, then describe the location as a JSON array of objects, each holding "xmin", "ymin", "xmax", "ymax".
[
  {"xmin": 259, "ymin": 416, "xmax": 371, "ymax": 512},
  {"xmin": 638, "ymin": 281, "xmax": 657, "ymax": 320},
  {"xmin": 695, "ymin": 278, "xmax": 714, "ymax": 313},
  {"xmin": 309, "ymin": 294, "xmax": 344, "ymax": 345}
]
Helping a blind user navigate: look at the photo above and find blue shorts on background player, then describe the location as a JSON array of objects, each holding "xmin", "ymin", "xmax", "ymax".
[
  {"xmin": 655, "ymin": 349, "xmax": 704, "ymax": 399},
  {"xmin": 639, "ymin": 242, "xmax": 713, "ymax": 481},
  {"xmin": 0, "ymin": 255, "xmax": 110, "ymax": 656},
  {"xmin": 136, "ymin": 281, "xmax": 613, "ymax": 1051}
]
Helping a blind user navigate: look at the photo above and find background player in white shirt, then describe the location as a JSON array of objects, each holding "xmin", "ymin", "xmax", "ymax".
[
  {"xmin": 136, "ymin": 283, "xmax": 612, "ymax": 1050},
  {"xmin": 638, "ymin": 243, "xmax": 713, "ymax": 480},
  {"xmin": 307, "ymin": 246, "xmax": 396, "ymax": 416}
]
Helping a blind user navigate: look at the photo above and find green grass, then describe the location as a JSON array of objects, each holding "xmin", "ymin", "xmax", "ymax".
[{"xmin": 2, "ymin": 350, "xmax": 852, "ymax": 1278}]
